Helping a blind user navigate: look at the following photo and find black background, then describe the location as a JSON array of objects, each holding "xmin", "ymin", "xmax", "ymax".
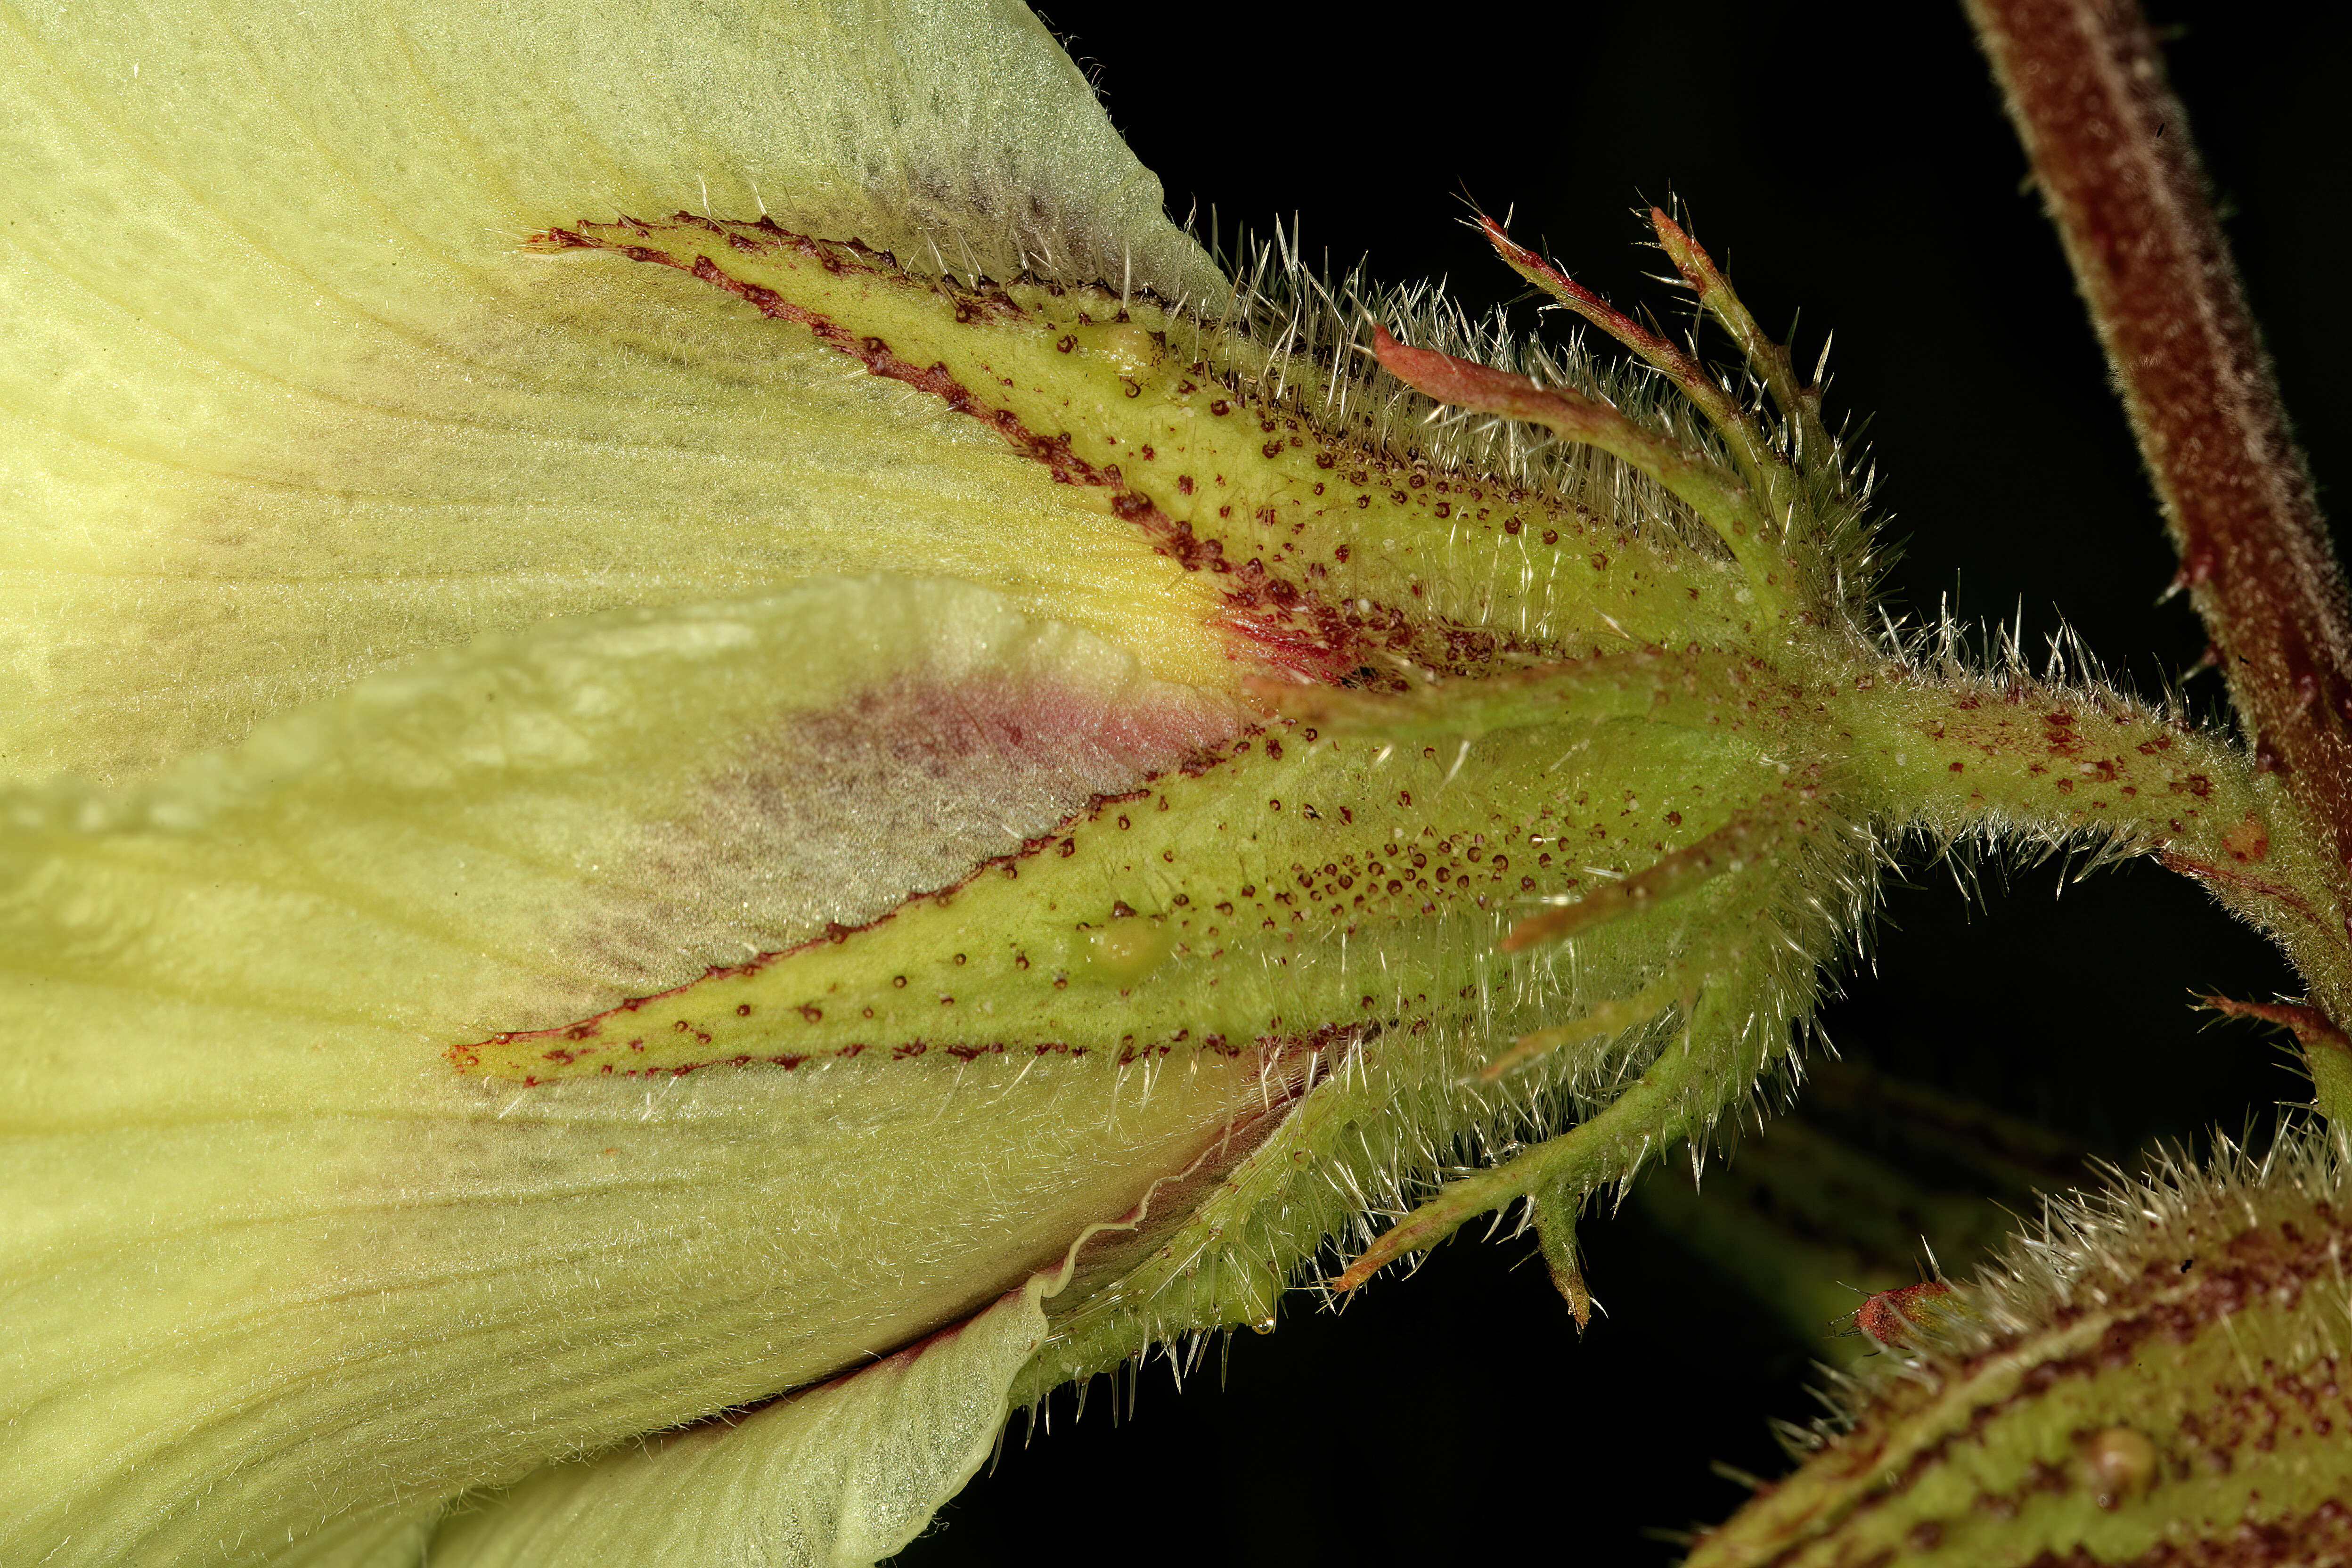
[{"xmin": 900, "ymin": 4, "xmax": 2349, "ymax": 1562}]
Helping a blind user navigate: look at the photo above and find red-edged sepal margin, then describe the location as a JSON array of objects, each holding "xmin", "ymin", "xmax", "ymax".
[
  {"xmin": 498, "ymin": 210, "xmax": 2301, "ymax": 1339},
  {"xmin": 470, "ymin": 209, "xmax": 1844, "ymax": 1095},
  {"xmin": 1688, "ymin": 1127, "xmax": 2352, "ymax": 1568},
  {"xmin": 446, "ymin": 691, "xmax": 1839, "ymax": 1084},
  {"xmin": 528, "ymin": 213, "xmax": 1764, "ymax": 685}
]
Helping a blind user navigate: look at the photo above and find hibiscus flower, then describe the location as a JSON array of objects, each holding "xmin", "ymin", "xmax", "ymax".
[{"xmin": 4, "ymin": 2, "xmax": 2342, "ymax": 1564}]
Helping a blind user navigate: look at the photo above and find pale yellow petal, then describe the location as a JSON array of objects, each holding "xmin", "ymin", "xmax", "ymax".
[
  {"xmin": 429, "ymin": 1268, "xmax": 1059, "ymax": 1568},
  {"xmin": 0, "ymin": 0, "xmax": 1227, "ymax": 784},
  {"xmin": 0, "ymin": 579, "xmax": 1279, "ymax": 1564}
]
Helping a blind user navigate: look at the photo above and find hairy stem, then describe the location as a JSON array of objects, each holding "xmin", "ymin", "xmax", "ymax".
[{"xmin": 1966, "ymin": 0, "xmax": 2352, "ymax": 1014}]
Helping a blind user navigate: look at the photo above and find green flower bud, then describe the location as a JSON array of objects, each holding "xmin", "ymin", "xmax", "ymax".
[{"xmin": 1691, "ymin": 1127, "xmax": 2352, "ymax": 1566}]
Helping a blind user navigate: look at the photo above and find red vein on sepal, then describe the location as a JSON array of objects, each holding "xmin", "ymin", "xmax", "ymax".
[{"xmin": 534, "ymin": 216, "xmax": 1369, "ymax": 686}]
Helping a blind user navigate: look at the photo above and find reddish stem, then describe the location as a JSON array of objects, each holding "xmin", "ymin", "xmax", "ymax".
[
  {"xmin": 2198, "ymin": 995, "xmax": 2349, "ymax": 1052},
  {"xmin": 1967, "ymin": 0, "xmax": 2352, "ymax": 909}
]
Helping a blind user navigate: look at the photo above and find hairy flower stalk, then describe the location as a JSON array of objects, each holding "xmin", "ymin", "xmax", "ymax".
[
  {"xmin": 1964, "ymin": 0, "xmax": 2352, "ymax": 1130},
  {"xmin": 0, "ymin": 1, "xmax": 2341, "ymax": 1563},
  {"xmin": 1667, "ymin": 3, "xmax": 2352, "ymax": 1556}
]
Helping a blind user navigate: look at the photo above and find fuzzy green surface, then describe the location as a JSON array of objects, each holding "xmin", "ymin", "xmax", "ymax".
[
  {"xmin": 1689, "ymin": 1129, "xmax": 2352, "ymax": 1566},
  {"xmin": 2, "ymin": 0, "xmax": 2312, "ymax": 1562}
]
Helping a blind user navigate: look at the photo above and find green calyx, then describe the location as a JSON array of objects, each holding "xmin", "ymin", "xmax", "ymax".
[
  {"xmin": 477, "ymin": 204, "xmax": 2290, "ymax": 1358},
  {"xmin": 4, "ymin": 1, "xmax": 2323, "ymax": 1542}
]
